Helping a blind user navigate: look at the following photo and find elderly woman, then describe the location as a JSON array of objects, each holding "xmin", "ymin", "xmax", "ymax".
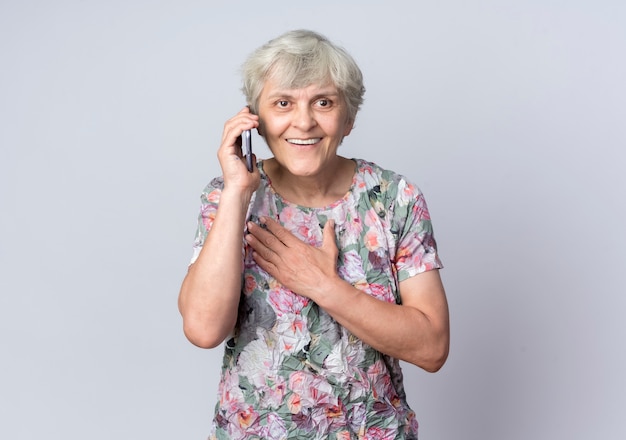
[{"xmin": 178, "ymin": 30, "xmax": 449, "ymax": 439}]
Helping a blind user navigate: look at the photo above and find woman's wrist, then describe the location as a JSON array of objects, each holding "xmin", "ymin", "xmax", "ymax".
[{"xmin": 219, "ymin": 185, "xmax": 255, "ymax": 211}]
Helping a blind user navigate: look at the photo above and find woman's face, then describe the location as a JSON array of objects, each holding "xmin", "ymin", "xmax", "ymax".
[{"xmin": 257, "ymin": 79, "xmax": 354, "ymax": 178}]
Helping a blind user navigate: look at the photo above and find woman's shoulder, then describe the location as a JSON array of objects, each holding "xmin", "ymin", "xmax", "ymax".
[
  {"xmin": 202, "ymin": 160, "xmax": 268, "ymax": 196},
  {"xmin": 353, "ymin": 158, "xmax": 420, "ymax": 195},
  {"xmin": 198, "ymin": 176, "xmax": 225, "ymax": 204}
]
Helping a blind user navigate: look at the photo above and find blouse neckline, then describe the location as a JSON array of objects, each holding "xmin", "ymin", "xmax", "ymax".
[{"xmin": 258, "ymin": 158, "xmax": 360, "ymax": 211}]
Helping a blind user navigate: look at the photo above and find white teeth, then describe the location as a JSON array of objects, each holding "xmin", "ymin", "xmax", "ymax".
[{"xmin": 287, "ymin": 138, "xmax": 321, "ymax": 145}]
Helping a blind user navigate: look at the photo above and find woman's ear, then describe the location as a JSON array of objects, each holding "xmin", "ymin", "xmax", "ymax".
[
  {"xmin": 343, "ymin": 118, "xmax": 354, "ymax": 137},
  {"xmin": 256, "ymin": 118, "xmax": 265, "ymax": 138}
]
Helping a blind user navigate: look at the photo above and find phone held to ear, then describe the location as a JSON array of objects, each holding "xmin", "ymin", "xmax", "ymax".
[{"xmin": 243, "ymin": 129, "xmax": 253, "ymax": 172}]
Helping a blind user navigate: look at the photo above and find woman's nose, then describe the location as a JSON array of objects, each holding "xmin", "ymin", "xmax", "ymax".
[{"xmin": 291, "ymin": 105, "xmax": 317, "ymax": 131}]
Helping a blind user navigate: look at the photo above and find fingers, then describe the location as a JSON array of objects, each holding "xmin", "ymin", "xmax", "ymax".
[
  {"xmin": 246, "ymin": 220, "xmax": 282, "ymax": 257},
  {"xmin": 246, "ymin": 217, "xmax": 337, "ymax": 261},
  {"xmin": 245, "ymin": 221, "xmax": 285, "ymax": 280},
  {"xmin": 217, "ymin": 107, "xmax": 260, "ymax": 183},
  {"xmin": 246, "ymin": 218, "xmax": 291, "ymax": 259},
  {"xmin": 249, "ymin": 217, "xmax": 334, "ymax": 248},
  {"xmin": 222, "ymin": 107, "xmax": 259, "ymax": 147},
  {"xmin": 323, "ymin": 219, "xmax": 335, "ymax": 242},
  {"xmin": 256, "ymin": 217, "xmax": 296, "ymax": 247}
]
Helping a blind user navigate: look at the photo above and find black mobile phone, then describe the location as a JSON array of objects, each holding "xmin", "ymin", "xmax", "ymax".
[{"xmin": 243, "ymin": 129, "xmax": 253, "ymax": 172}]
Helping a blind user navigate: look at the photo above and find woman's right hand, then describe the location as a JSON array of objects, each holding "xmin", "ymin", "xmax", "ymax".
[{"xmin": 217, "ymin": 106, "xmax": 261, "ymax": 194}]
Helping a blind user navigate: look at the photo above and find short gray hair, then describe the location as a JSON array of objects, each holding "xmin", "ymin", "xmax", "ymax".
[{"xmin": 241, "ymin": 30, "xmax": 365, "ymax": 122}]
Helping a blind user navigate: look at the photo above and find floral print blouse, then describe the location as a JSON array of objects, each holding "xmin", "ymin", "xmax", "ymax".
[{"xmin": 190, "ymin": 159, "xmax": 443, "ymax": 440}]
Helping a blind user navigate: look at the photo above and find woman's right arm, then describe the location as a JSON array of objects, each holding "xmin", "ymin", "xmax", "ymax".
[{"xmin": 178, "ymin": 108, "xmax": 259, "ymax": 348}]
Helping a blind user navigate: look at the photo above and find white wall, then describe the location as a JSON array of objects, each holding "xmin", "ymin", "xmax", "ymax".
[{"xmin": 1, "ymin": 1, "xmax": 624, "ymax": 439}]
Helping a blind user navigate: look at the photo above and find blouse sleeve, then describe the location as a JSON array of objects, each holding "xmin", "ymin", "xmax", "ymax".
[
  {"xmin": 189, "ymin": 177, "xmax": 224, "ymax": 265},
  {"xmin": 392, "ymin": 178, "xmax": 443, "ymax": 282}
]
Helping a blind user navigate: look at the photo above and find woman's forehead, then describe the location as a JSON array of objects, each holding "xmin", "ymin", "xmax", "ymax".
[{"xmin": 261, "ymin": 80, "xmax": 340, "ymax": 98}]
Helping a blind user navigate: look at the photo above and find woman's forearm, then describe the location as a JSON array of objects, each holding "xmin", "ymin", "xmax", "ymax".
[{"xmin": 312, "ymin": 270, "xmax": 450, "ymax": 372}]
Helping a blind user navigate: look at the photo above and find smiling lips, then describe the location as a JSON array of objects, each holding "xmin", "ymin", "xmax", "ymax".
[{"xmin": 286, "ymin": 138, "xmax": 322, "ymax": 145}]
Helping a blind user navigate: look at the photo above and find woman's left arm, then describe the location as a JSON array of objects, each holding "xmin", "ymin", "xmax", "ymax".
[{"xmin": 245, "ymin": 217, "xmax": 450, "ymax": 372}]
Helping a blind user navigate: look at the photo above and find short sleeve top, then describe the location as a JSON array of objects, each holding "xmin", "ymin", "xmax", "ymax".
[{"xmin": 192, "ymin": 159, "xmax": 443, "ymax": 440}]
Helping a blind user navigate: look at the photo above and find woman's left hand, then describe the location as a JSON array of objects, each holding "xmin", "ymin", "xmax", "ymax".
[
  {"xmin": 246, "ymin": 216, "xmax": 449, "ymax": 371},
  {"xmin": 245, "ymin": 217, "xmax": 341, "ymax": 300}
]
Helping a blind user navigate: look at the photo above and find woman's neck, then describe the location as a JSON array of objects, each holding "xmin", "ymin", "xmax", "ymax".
[{"xmin": 263, "ymin": 156, "xmax": 356, "ymax": 208}]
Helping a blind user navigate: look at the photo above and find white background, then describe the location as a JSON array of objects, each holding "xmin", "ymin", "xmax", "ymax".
[{"xmin": 1, "ymin": 1, "xmax": 625, "ymax": 439}]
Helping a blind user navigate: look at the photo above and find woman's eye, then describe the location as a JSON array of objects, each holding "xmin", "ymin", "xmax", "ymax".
[
  {"xmin": 318, "ymin": 99, "xmax": 330, "ymax": 107},
  {"xmin": 277, "ymin": 100, "xmax": 289, "ymax": 108}
]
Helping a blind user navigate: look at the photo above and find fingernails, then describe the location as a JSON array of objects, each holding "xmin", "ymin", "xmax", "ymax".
[{"xmin": 247, "ymin": 220, "xmax": 267, "ymax": 230}]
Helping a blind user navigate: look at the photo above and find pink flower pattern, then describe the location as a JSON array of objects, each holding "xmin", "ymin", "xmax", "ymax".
[{"xmin": 194, "ymin": 159, "xmax": 442, "ymax": 439}]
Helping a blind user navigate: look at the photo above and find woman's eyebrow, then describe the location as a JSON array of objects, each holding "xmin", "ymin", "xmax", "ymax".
[
  {"xmin": 265, "ymin": 89, "xmax": 341, "ymax": 100},
  {"xmin": 312, "ymin": 91, "xmax": 341, "ymax": 99}
]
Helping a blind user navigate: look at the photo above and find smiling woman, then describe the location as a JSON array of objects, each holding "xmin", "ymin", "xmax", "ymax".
[
  {"xmin": 178, "ymin": 29, "xmax": 450, "ymax": 440},
  {"xmin": 257, "ymin": 80, "xmax": 355, "ymax": 204}
]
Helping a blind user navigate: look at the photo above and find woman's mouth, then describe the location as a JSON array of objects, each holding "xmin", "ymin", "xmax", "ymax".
[{"xmin": 286, "ymin": 138, "xmax": 322, "ymax": 145}]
